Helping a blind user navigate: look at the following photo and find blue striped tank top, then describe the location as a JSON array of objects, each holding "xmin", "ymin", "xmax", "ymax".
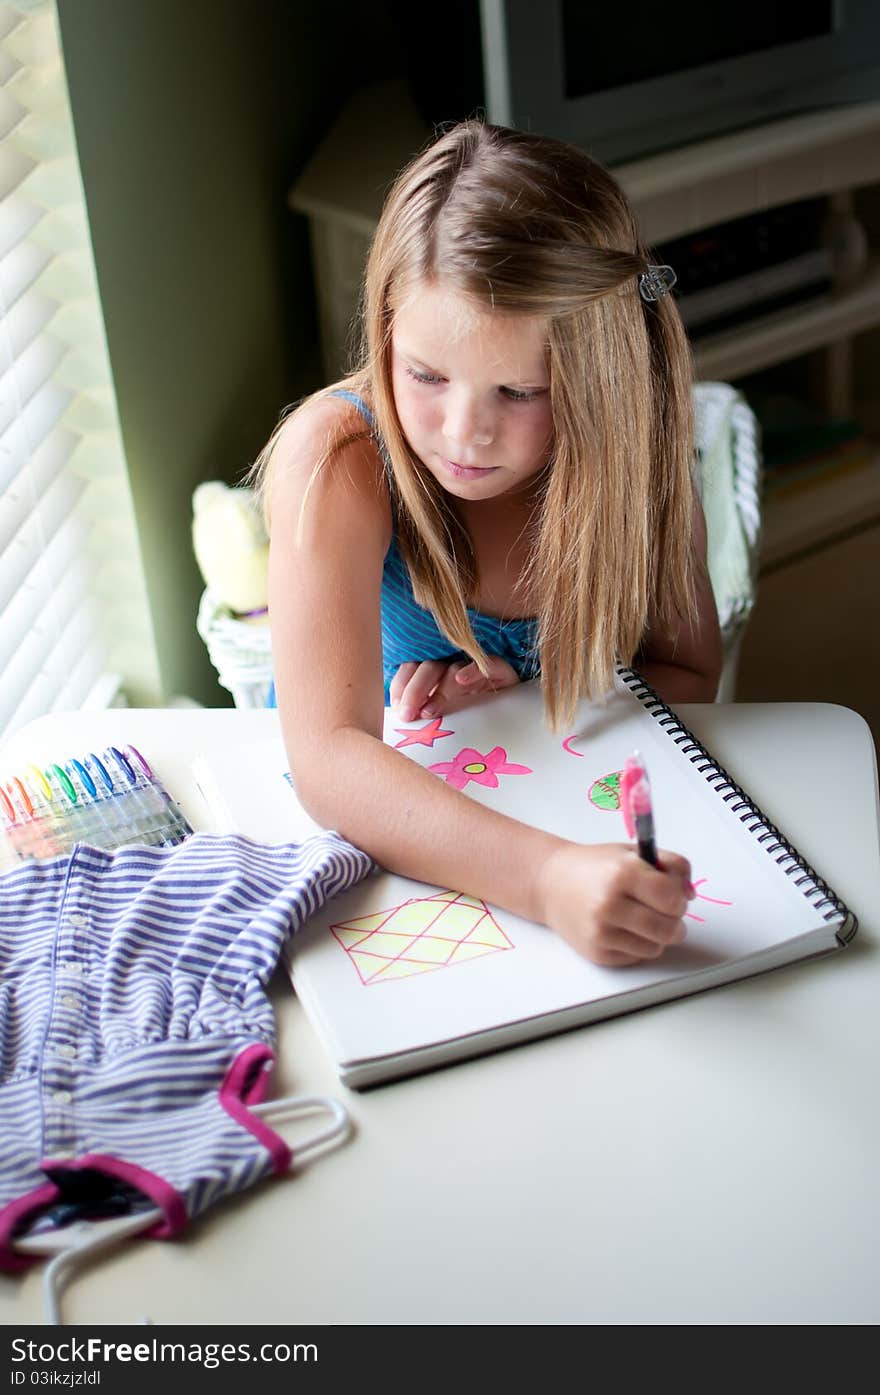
[{"xmin": 334, "ymin": 391, "xmax": 540, "ymax": 699}]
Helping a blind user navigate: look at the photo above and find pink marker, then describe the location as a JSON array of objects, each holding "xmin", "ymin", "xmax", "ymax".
[{"xmin": 622, "ymin": 751, "xmax": 657, "ymax": 866}]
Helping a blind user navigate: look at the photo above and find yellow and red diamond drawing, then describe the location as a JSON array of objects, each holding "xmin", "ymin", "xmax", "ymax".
[{"xmin": 330, "ymin": 890, "xmax": 515, "ymax": 984}]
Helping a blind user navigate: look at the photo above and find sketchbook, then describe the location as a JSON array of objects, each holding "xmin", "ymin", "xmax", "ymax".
[{"xmin": 192, "ymin": 669, "xmax": 857, "ymax": 1088}]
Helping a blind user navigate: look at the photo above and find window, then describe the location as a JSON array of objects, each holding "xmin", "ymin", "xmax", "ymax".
[{"xmin": 0, "ymin": 0, "xmax": 158, "ymax": 741}]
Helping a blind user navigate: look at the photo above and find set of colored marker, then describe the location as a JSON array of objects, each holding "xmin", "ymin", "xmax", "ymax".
[{"xmin": 0, "ymin": 744, "xmax": 192, "ymax": 863}]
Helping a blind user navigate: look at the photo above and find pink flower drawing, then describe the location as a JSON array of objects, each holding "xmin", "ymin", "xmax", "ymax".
[{"xmin": 429, "ymin": 745, "xmax": 532, "ymax": 791}]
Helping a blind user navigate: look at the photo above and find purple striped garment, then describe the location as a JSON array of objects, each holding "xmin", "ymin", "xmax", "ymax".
[{"xmin": 0, "ymin": 832, "xmax": 373, "ymax": 1271}]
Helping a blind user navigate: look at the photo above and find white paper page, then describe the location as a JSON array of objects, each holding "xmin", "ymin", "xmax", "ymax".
[
  {"xmin": 193, "ymin": 677, "xmax": 833, "ymax": 1068},
  {"xmin": 192, "ymin": 744, "xmax": 323, "ymax": 842}
]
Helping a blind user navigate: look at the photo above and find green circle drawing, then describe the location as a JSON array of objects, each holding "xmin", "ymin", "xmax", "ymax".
[{"xmin": 589, "ymin": 770, "xmax": 622, "ymax": 811}]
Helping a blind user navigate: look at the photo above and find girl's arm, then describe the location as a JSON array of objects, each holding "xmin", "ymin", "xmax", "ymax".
[
  {"xmin": 636, "ymin": 492, "xmax": 724, "ymax": 703},
  {"xmin": 268, "ymin": 404, "xmax": 694, "ymax": 967}
]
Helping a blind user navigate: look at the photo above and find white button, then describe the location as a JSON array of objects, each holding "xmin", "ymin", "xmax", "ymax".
[
  {"xmin": 60, "ymin": 963, "xmax": 83, "ymax": 977},
  {"xmin": 56, "ymin": 1045, "xmax": 76, "ymax": 1059},
  {"xmin": 51, "ymin": 1090, "xmax": 73, "ymax": 1106},
  {"xmin": 60, "ymin": 995, "xmax": 81, "ymax": 1011},
  {"xmin": 50, "ymin": 1149, "xmax": 75, "ymax": 1161},
  {"xmin": 68, "ymin": 913, "xmax": 88, "ymax": 928}
]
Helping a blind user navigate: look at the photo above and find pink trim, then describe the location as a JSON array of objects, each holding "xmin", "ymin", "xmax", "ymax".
[
  {"xmin": 2, "ymin": 1048, "xmax": 289, "ymax": 1272},
  {"xmin": 39, "ymin": 1155, "xmax": 187, "ymax": 1240},
  {"xmin": 0, "ymin": 1181, "xmax": 61, "ymax": 1273},
  {"xmin": 227, "ymin": 1042, "xmax": 274, "ymax": 1105},
  {"xmin": 220, "ymin": 1045, "xmax": 291, "ymax": 1176}
]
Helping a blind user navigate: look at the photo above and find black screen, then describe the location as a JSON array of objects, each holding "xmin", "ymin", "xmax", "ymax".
[{"xmin": 563, "ymin": 0, "xmax": 834, "ymax": 97}]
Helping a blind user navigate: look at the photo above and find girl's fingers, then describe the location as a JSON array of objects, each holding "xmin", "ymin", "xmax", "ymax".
[
  {"xmin": 424, "ymin": 661, "xmax": 471, "ymax": 713},
  {"xmin": 455, "ymin": 656, "xmax": 520, "ymax": 691},
  {"xmin": 389, "ymin": 662, "xmax": 418, "ymax": 707},
  {"xmin": 436, "ymin": 656, "xmax": 522, "ymax": 714},
  {"xmin": 597, "ymin": 927, "xmax": 671, "ymax": 962},
  {"xmin": 632, "ymin": 853, "xmax": 693, "ymax": 916},
  {"xmin": 396, "ymin": 661, "xmax": 448, "ymax": 721},
  {"xmin": 655, "ymin": 850, "xmax": 694, "ymax": 891},
  {"xmin": 453, "ymin": 662, "xmax": 483, "ymax": 689},
  {"xmin": 393, "ymin": 656, "xmax": 522, "ymax": 721},
  {"xmin": 486, "ymin": 656, "xmax": 521, "ymax": 689},
  {"xmin": 595, "ymin": 948, "xmax": 648, "ymax": 967},
  {"xmin": 617, "ymin": 898, "xmax": 687, "ymax": 949},
  {"xmin": 592, "ymin": 902, "xmax": 687, "ymax": 963}
]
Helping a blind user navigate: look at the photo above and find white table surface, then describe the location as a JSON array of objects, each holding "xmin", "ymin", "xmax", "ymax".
[{"xmin": 1, "ymin": 701, "xmax": 878, "ymax": 1325}]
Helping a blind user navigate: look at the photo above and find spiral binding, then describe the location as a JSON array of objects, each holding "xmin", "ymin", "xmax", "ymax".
[{"xmin": 616, "ymin": 664, "xmax": 858, "ymax": 945}]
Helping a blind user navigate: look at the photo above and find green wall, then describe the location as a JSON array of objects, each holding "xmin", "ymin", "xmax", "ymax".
[{"xmin": 55, "ymin": 0, "xmax": 389, "ymax": 704}]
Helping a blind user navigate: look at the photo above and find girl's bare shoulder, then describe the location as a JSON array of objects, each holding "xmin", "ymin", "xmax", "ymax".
[
  {"xmin": 265, "ymin": 390, "xmax": 392, "ymax": 558},
  {"xmin": 271, "ymin": 390, "xmax": 386, "ymax": 498}
]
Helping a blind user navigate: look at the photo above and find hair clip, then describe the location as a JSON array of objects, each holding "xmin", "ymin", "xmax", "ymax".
[{"xmin": 638, "ymin": 264, "xmax": 677, "ymax": 303}]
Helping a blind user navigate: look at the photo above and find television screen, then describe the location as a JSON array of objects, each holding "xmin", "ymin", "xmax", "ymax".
[
  {"xmin": 479, "ymin": 0, "xmax": 880, "ymax": 163},
  {"xmin": 391, "ymin": 2, "xmax": 880, "ymax": 166},
  {"xmin": 562, "ymin": 2, "xmax": 833, "ymax": 99}
]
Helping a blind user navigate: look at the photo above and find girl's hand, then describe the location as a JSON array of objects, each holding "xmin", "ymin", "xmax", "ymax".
[
  {"xmin": 390, "ymin": 656, "xmax": 521, "ymax": 721},
  {"xmin": 538, "ymin": 842, "xmax": 695, "ymax": 966}
]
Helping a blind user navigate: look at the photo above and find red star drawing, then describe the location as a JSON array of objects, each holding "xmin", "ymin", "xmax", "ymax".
[{"xmin": 393, "ymin": 716, "xmax": 454, "ymax": 749}]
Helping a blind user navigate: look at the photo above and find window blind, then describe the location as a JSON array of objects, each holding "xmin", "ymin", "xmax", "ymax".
[{"xmin": 0, "ymin": 0, "xmax": 159, "ymax": 741}]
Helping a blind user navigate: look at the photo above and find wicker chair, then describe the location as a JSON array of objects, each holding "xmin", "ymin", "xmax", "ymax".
[{"xmin": 693, "ymin": 381, "xmax": 763, "ymax": 701}]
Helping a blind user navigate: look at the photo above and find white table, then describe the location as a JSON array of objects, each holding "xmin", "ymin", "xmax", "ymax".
[{"xmin": 1, "ymin": 702, "xmax": 878, "ymax": 1325}]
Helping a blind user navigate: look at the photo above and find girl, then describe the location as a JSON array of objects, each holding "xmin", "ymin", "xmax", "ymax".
[{"xmin": 256, "ymin": 121, "xmax": 722, "ymax": 967}]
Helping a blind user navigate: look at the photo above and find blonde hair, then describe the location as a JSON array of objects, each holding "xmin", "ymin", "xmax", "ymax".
[{"xmin": 254, "ymin": 121, "xmax": 696, "ymax": 729}]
